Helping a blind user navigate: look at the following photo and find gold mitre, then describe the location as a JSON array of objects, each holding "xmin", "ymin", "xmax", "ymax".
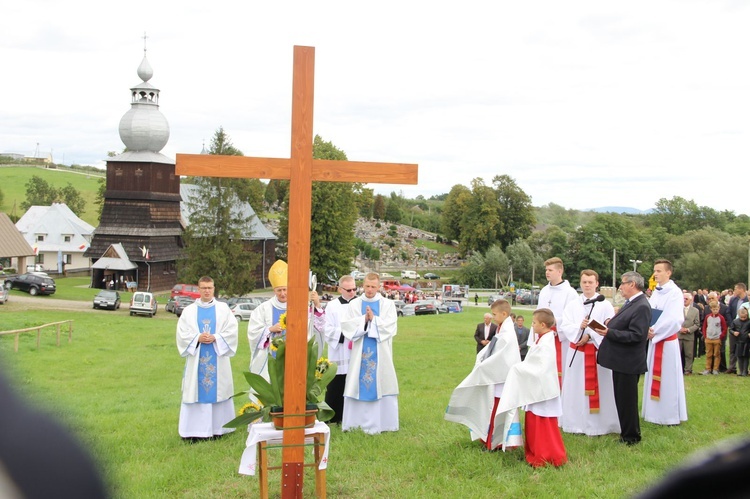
[{"xmin": 268, "ymin": 260, "xmax": 288, "ymax": 289}]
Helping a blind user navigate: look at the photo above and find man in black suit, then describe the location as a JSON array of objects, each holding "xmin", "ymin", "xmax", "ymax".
[
  {"xmin": 595, "ymin": 271, "xmax": 652, "ymax": 445},
  {"xmin": 474, "ymin": 313, "xmax": 498, "ymax": 353}
]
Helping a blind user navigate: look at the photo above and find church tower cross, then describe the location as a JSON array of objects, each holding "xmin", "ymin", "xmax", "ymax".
[{"xmin": 176, "ymin": 45, "xmax": 417, "ymax": 497}]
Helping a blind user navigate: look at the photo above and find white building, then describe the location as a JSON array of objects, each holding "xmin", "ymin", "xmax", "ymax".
[{"xmin": 14, "ymin": 203, "xmax": 94, "ymax": 273}]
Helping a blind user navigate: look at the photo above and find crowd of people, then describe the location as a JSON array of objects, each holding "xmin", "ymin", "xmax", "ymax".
[
  {"xmin": 444, "ymin": 256, "xmax": 742, "ymax": 468},
  {"xmin": 172, "ymin": 255, "xmax": 748, "ymax": 474}
]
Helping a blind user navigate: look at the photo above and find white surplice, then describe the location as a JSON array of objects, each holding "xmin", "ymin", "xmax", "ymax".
[
  {"xmin": 560, "ymin": 294, "xmax": 620, "ymax": 436},
  {"xmin": 643, "ymin": 279, "xmax": 688, "ymax": 425},
  {"xmin": 535, "ymin": 280, "xmax": 584, "ymax": 377},
  {"xmin": 444, "ymin": 316, "xmax": 521, "ymax": 449}
]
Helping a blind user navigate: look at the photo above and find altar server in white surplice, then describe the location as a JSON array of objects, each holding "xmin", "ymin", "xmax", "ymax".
[
  {"xmin": 561, "ymin": 269, "xmax": 620, "ymax": 436},
  {"xmin": 177, "ymin": 276, "xmax": 238, "ymax": 439},
  {"xmin": 340, "ymin": 272, "xmax": 399, "ymax": 434},
  {"xmin": 643, "ymin": 259, "xmax": 688, "ymax": 425},
  {"xmin": 323, "ymin": 275, "xmax": 358, "ymax": 425},
  {"xmin": 445, "ymin": 299, "xmax": 522, "ymax": 451},
  {"xmin": 534, "ymin": 257, "xmax": 584, "ymax": 387}
]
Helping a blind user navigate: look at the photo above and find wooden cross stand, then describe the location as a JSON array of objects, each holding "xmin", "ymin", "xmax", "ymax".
[{"xmin": 176, "ymin": 45, "xmax": 418, "ymax": 498}]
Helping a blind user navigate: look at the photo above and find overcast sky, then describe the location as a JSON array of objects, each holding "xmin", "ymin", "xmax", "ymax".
[{"xmin": 3, "ymin": 0, "xmax": 748, "ymax": 214}]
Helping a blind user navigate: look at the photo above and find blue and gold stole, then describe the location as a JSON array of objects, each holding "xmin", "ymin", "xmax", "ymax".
[
  {"xmin": 358, "ymin": 298, "xmax": 380, "ymax": 401},
  {"xmin": 196, "ymin": 305, "xmax": 218, "ymax": 403}
]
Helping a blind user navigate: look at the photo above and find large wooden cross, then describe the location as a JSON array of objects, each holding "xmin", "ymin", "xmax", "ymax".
[{"xmin": 176, "ymin": 46, "xmax": 418, "ymax": 498}]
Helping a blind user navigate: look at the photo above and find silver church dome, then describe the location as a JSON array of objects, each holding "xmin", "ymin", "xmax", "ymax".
[{"xmin": 118, "ymin": 53, "xmax": 170, "ymax": 153}]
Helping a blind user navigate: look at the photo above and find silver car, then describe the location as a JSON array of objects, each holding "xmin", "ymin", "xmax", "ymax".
[{"xmin": 230, "ymin": 302, "xmax": 258, "ymax": 321}]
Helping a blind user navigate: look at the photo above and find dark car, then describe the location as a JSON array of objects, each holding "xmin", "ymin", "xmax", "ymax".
[
  {"xmin": 173, "ymin": 296, "xmax": 194, "ymax": 317},
  {"xmin": 93, "ymin": 290, "xmax": 121, "ymax": 310},
  {"xmin": 414, "ymin": 299, "xmax": 447, "ymax": 315},
  {"xmin": 4, "ymin": 273, "xmax": 56, "ymax": 296},
  {"xmin": 424, "ymin": 273, "xmax": 440, "ymax": 280}
]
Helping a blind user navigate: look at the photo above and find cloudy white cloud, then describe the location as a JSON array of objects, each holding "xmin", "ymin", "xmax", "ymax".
[{"xmin": 2, "ymin": 0, "xmax": 748, "ymax": 213}]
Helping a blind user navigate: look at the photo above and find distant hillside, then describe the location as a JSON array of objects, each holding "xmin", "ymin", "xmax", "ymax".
[
  {"xmin": 587, "ymin": 206, "xmax": 652, "ymax": 215},
  {"xmin": 0, "ymin": 166, "xmax": 103, "ymax": 225}
]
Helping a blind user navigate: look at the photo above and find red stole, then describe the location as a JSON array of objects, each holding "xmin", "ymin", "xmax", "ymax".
[{"xmin": 650, "ymin": 333, "xmax": 678, "ymax": 400}]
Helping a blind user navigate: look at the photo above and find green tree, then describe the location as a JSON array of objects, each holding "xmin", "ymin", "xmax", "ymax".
[
  {"xmin": 662, "ymin": 228, "xmax": 748, "ymax": 290},
  {"xmin": 484, "ymin": 244, "xmax": 510, "ymax": 287},
  {"xmin": 181, "ymin": 177, "xmax": 259, "ymax": 295},
  {"xmin": 21, "ymin": 175, "xmax": 58, "ymax": 210},
  {"xmin": 94, "ymin": 177, "xmax": 106, "ymax": 221},
  {"xmin": 441, "ymin": 184, "xmax": 472, "ymax": 243},
  {"xmin": 264, "ymin": 180, "xmax": 277, "ymax": 208},
  {"xmin": 357, "ymin": 187, "xmax": 374, "ymax": 219},
  {"xmin": 58, "ymin": 183, "xmax": 86, "ymax": 216},
  {"xmin": 457, "ymin": 179, "xmax": 500, "ymax": 255},
  {"xmin": 491, "ymin": 174, "xmax": 535, "ymax": 249},
  {"xmin": 373, "ymin": 194, "xmax": 386, "ymax": 220},
  {"xmin": 180, "ymin": 127, "xmax": 260, "ymax": 295},
  {"xmin": 278, "ymin": 135, "xmax": 359, "ymax": 283},
  {"xmin": 384, "ymin": 198, "xmax": 402, "ymax": 223},
  {"xmin": 567, "ymin": 213, "xmax": 652, "ymax": 285},
  {"xmin": 506, "ymin": 239, "xmax": 542, "ymax": 284},
  {"xmin": 21, "ymin": 175, "xmax": 86, "ymax": 216}
]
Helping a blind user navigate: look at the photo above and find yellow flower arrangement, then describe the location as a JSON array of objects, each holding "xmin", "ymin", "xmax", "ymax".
[
  {"xmin": 278, "ymin": 312, "xmax": 287, "ymax": 331},
  {"xmin": 238, "ymin": 401, "xmax": 263, "ymax": 416},
  {"xmin": 315, "ymin": 357, "xmax": 331, "ymax": 380}
]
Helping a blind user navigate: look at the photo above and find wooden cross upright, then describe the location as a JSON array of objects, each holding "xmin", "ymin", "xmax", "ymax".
[{"xmin": 176, "ymin": 45, "xmax": 418, "ymax": 497}]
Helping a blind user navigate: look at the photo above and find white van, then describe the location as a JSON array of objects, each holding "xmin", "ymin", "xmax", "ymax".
[
  {"xmin": 130, "ymin": 291, "xmax": 158, "ymax": 317},
  {"xmin": 401, "ymin": 270, "xmax": 420, "ymax": 279}
]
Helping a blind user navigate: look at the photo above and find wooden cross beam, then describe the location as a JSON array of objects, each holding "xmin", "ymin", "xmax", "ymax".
[{"xmin": 176, "ymin": 45, "xmax": 417, "ymax": 498}]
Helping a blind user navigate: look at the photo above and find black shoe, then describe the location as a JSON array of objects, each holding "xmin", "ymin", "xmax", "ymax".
[{"xmin": 619, "ymin": 437, "xmax": 641, "ymax": 446}]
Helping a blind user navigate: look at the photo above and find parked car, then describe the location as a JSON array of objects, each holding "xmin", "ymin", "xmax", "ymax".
[
  {"xmin": 516, "ymin": 290, "xmax": 540, "ymax": 305},
  {"xmin": 166, "ymin": 296, "xmax": 194, "ymax": 314},
  {"xmin": 226, "ymin": 296, "xmax": 267, "ymax": 307},
  {"xmin": 379, "ymin": 272, "xmax": 396, "ymax": 279},
  {"xmin": 423, "ymin": 273, "xmax": 440, "ymax": 280},
  {"xmin": 393, "ymin": 300, "xmax": 406, "ymax": 317},
  {"xmin": 4, "ymin": 273, "xmax": 56, "ymax": 296},
  {"xmin": 487, "ymin": 294, "xmax": 502, "ymax": 305},
  {"xmin": 351, "ymin": 271, "xmax": 367, "ymax": 280},
  {"xmin": 171, "ymin": 283, "xmax": 201, "ymax": 300},
  {"xmin": 173, "ymin": 296, "xmax": 194, "ymax": 317},
  {"xmin": 165, "ymin": 297, "xmax": 178, "ymax": 313},
  {"xmin": 130, "ymin": 291, "xmax": 158, "ymax": 317},
  {"xmin": 0, "ymin": 286, "xmax": 8, "ymax": 304},
  {"xmin": 401, "ymin": 303, "xmax": 416, "ymax": 317},
  {"xmin": 230, "ymin": 302, "xmax": 258, "ymax": 321},
  {"xmin": 414, "ymin": 299, "xmax": 448, "ymax": 315},
  {"xmin": 93, "ymin": 290, "xmax": 121, "ymax": 310},
  {"xmin": 445, "ymin": 301, "xmax": 463, "ymax": 313},
  {"xmin": 400, "ymin": 270, "xmax": 420, "ymax": 279}
]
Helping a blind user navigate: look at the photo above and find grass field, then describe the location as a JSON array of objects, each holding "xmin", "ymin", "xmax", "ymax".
[
  {"xmin": 0, "ymin": 166, "xmax": 103, "ymax": 225},
  {"xmin": 1, "ymin": 291, "xmax": 748, "ymax": 498}
]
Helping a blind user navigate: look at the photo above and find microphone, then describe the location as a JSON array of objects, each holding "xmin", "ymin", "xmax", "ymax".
[{"xmin": 583, "ymin": 295, "xmax": 606, "ymax": 305}]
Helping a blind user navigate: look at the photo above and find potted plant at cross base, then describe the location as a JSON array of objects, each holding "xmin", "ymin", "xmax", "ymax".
[{"xmin": 224, "ymin": 337, "xmax": 337, "ymax": 429}]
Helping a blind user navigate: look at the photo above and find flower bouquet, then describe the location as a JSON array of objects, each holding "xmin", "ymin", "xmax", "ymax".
[{"xmin": 224, "ymin": 336, "xmax": 337, "ymax": 428}]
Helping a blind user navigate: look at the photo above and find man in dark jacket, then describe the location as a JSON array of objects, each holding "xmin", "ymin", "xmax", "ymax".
[{"xmin": 595, "ymin": 271, "xmax": 652, "ymax": 445}]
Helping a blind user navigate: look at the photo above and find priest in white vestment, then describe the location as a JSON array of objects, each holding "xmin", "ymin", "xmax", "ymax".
[
  {"xmin": 177, "ymin": 276, "xmax": 238, "ymax": 439},
  {"xmin": 247, "ymin": 260, "xmax": 289, "ymax": 382},
  {"xmin": 643, "ymin": 259, "xmax": 688, "ymax": 425},
  {"xmin": 340, "ymin": 273, "xmax": 399, "ymax": 434},
  {"xmin": 561, "ymin": 270, "xmax": 620, "ymax": 436}
]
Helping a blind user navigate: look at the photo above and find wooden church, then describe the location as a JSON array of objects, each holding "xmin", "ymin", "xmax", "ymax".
[
  {"xmin": 84, "ymin": 50, "xmax": 183, "ymax": 292},
  {"xmin": 85, "ymin": 48, "xmax": 276, "ymax": 292}
]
